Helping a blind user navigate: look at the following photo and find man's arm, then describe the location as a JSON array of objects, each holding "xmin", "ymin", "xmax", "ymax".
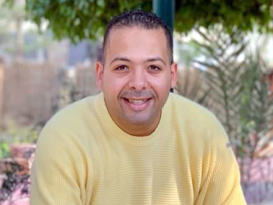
[
  {"xmin": 195, "ymin": 120, "xmax": 247, "ymax": 205},
  {"xmin": 31, "ymin": 124, "xmax": 88, "ymax": 205}
]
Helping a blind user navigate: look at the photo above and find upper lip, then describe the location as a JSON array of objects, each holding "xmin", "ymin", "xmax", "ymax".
[{"xmin": 120, "ymin": 91, "xmax": 154, "ymax": 101}]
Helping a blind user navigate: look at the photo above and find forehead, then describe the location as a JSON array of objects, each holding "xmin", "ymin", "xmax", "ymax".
[{"xmin": 104, "ymin": 26, "xmax": 169, "ymax": 64}]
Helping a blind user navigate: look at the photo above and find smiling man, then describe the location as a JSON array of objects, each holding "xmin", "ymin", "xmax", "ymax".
[
  {"xmin": 96, "ymin": 24, "xmax": 176, "ymax": 136},
  {"xmin": 31, "ymin": 10, "xmax": 246, "ymax": 205}
]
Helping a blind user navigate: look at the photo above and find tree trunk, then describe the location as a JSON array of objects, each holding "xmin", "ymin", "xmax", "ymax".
[
  {"xmin": 0, "ymin": 59, "xmax": 4, "ymax": 129},
  {"xmin": 15, "ymin": 16, "xmax": 23, "ymax": 62}
]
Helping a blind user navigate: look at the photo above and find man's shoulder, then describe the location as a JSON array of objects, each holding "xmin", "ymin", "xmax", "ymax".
[
  {"xmin": 168, "ymin": 93, "xmax": 230, "ymax": 154},
  {"xmin": 167, "ymin": 93, "xmax": 224, "ymax": 137},
  {"xmin": 169, "ymin": 93, "xmax": 215, "ymax": 119},
  {"xmin": 45, "ymin": 93, "xmax": 102, "ymax": 130}
]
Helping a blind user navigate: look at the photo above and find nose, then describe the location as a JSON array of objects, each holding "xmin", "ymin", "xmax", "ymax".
[{"xmin": 128, "ymin": 69, "xmax": 148, "ymax": 91}]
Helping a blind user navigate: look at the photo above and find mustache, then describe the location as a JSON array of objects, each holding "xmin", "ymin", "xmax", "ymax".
[{"xmin": 120, "ymin": 90, "xmax": 154, "ymax": 98}]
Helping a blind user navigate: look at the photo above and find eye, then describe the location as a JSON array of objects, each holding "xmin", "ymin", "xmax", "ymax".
[
  {"xmin": 115, "ymin": 65, "xmax": 128, "ymax": 71},
  {"xmin": 148, "ymin": 65, "xmax": 161, "ymax": 72}
]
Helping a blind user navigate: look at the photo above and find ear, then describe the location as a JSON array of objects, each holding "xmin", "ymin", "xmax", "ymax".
[
  {"xmin": 170, "ymin": 62, "xmax": 178, "ymax": 88},
  {"xmin": 96, "ymin": 61, "xmax": 104, "ymax": 90}
]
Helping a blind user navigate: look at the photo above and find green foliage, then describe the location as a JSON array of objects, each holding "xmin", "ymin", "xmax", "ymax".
[
  {"xmin": 175, "ymin": 0, "xmax": 272, "ymax": 34},
  {"xmin": 193, "ymin": 28, "xmax": 247, "ymax": 151},
  {"xmin": 0, "ymin": 141, "xmax": 10, "ymax": 158},
  {"xmin": 5, "ymin": 0, "xmax": 272, "ymax": 42},
  {"xmin": 188, "ymin": 29, "xmax": 273, "ymax": 202},
  {"xmin": 240, "ymin": 54, "xmax": 272, "ymax": 134},
  {"xmin": 0, "ymin": 120, "xmax": 39, "ymax": 148},
  {"xmin": 238, "ymin": 53, "xmax": 273, "ymax": 156},
  {"xmin": 0, "ymin": 121, "xmax": 39, "ymax": 159},
  {"xmin": 192, "ymin": 27, "xmax": 273, "ymax": 159},
  {"xmin": 24, "ymin": 0, "xmax": 151, "ymax": 42}
]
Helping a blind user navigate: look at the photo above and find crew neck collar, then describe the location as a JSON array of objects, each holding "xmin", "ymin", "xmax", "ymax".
[{"xmin": 94, "ymin": 93, "xmax": 172, "ymax": 147}]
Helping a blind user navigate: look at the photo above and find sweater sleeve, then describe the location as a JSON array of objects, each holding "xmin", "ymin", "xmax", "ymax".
[
  {"xmin": 195, "ymin": 119, "xmax": 247, "ymax": 205},
  {"xmin": 30, "ymin": 124, "xmax": 89, "ymax": 205}
]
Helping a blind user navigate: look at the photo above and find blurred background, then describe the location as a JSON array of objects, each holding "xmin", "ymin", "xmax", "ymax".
[{"xmin": 0, "ymin": 0, "xmax": 273, "ymax": 204}]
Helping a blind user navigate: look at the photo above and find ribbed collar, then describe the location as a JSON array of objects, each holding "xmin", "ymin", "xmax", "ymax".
[{"xmin": 94, "ymin": 93, "xmax": 172, "ymax": 147}]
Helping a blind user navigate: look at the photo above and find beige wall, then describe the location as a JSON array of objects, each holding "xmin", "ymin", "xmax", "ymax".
[
  {"xmin": 1, "ymin": 62, "xmax": 99, "ymax": 128},
  {"xmin": 2, "ymin": 62, "xmax": 61, "ymax": 127}
]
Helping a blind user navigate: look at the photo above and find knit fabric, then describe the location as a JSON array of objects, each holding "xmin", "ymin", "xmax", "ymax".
[{"xmin": 31, "ymin": 93, "xmax": 246, "ymax": 205}]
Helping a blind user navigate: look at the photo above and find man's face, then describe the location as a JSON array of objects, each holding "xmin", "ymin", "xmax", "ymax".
[{"xmin": 96, "ymin": 26, "xmax": 177, "ymax": 136}]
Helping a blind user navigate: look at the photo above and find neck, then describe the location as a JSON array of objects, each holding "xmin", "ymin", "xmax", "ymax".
[
  {"xmin": 120, "ymin": 121, "xmax": 159, "ymax": 137},
  {"xmin": 111, "ymin": 112, "xmax": 161, "ymax": 137}
]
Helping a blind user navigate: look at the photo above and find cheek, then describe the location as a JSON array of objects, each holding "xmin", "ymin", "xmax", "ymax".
[
  {"xmin": 102, "ymin": 74, "xmax": 128, "ymax": 96},
  {"xmin": 149, "ymin": 76, "xmax": 172, "ymax": 93}
]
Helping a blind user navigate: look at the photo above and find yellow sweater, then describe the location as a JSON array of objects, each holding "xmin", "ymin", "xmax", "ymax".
[{"xmin": 31, "ymin": 93, "xmax": 246, "ymax": 205}]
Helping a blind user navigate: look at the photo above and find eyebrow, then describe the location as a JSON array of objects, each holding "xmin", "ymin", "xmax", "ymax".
[
  {"xmin": 110, "ymin": 56, "xmax": 166, "ymax": 66},
  {"xmin": 146, "ymin": 57, "xmax": 166, "ymax": 66},
  {"xmin": 110, "ymin": 57, "xmax": 130, "ymax": 65}
]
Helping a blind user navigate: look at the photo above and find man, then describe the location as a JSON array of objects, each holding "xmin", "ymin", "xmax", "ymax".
[{"xmin": 31, "ymin": 10, "xmax": 246, "ymax": 205}]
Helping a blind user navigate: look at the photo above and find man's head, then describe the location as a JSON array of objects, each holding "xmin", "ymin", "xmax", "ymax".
[
  {"xmin": 102, "ymin": 10, "xmax": 173, "ymax": 64},
  {"xmin": 96, "ymin": 10, "xmax": 177, "ymax": 136}
]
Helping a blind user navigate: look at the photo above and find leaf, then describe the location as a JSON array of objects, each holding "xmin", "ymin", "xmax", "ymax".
[{"xmin": 16, "ymin": 0, "xmax": 272, "ymax": 42}]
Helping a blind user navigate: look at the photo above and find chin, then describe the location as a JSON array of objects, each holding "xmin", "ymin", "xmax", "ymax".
[{"xmin": 125, "ymin": 113, "xmax": 157, "ymax": 126}]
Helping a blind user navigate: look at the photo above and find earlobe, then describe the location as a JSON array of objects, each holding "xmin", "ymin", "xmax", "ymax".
[
  {"xmin": 96, "ymin": 61, "xmax": 104, "ymax": 90},
  {"xmin": 170, "ymin": 62, "xmax": 178, "ymax": 88}
]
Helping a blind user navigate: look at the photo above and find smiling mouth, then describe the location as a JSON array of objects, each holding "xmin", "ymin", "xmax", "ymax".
[
  {"xmin": 122, "ymin": 97, "xmax": 152, "ymax": 109},
  {"xmin": 127, "ymin": 99, "xmax": 149, "ymax": 104}
]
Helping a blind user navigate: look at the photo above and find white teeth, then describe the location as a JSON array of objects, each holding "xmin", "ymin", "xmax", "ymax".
[{"xmin": 128, "ymin": 99, "xmax": 147, "ymax": 104}]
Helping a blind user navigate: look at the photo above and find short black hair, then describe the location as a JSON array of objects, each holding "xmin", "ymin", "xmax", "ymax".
[{"xmin": 102, "ymin": 10, "xmax": 173, "ymax": 64}]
